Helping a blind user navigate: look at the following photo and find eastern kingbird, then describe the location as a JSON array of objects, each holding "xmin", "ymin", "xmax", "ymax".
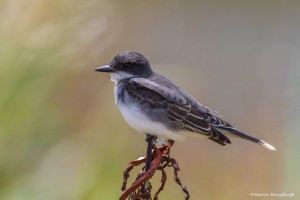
[{"xmin": 95, "ymin": 51, "xmax": 276, "ymax": 151}]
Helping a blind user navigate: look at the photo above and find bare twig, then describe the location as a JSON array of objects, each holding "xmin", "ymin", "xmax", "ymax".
[
  {"xmin": 167, "ymin": 157, "xmax": 190, "ymax": 199},
  {"xmin": 153, "ymin": 167, "xmax": 167, "ymax": 200},
  {"xmin": 122, "ymin": 157, "xmax": 146, "ymax": 191},
  {"xmin": 119, "ymin": 142, "xmax": 190, "ymax": 200}
]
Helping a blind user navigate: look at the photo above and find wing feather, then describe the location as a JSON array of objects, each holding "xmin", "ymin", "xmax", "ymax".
[{"xmin": 127, "ymin": 78, "xmax": 231, "ymax": 146}]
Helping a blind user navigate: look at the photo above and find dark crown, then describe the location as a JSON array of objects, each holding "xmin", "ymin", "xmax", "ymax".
[{"xmin": 110, "ymin": 51, "xmax": 153, "ymax": 76}]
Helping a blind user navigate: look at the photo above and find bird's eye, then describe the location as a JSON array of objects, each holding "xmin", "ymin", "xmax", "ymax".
[{"xmin": 122, "ymin": 63, "xmax": 131, "ymax": 70}]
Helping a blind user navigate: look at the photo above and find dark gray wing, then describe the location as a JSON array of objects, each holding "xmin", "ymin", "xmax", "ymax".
[
  {"xmin": 127, "ymin": 78, "xmax": 231, "ymax": 146},
  {"xmin": 129, "ymin": 78, "xmax": 188, "ymax": 105},
  {"xmin": 202, "ymin": 112, "xmax": 234, "ymax": 129}
]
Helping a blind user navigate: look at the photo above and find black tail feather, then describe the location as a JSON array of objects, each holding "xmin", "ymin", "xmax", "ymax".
[{"xmin": 224, "ymin": 128, "xmax": 262, "ymax": 143}]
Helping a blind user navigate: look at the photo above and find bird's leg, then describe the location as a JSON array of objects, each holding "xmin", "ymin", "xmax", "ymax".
[{"xmin": 145, "ymin": 134, "xmax": 156, "ymax": 172}]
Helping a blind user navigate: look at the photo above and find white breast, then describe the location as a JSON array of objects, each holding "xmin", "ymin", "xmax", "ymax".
[{"xmin": 117, "ymin": 101, "xmax": 186, "ymax": 143}]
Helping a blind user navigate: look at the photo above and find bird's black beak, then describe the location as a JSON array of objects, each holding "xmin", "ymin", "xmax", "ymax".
[{"xmin": 95, "ymin": 65, "xmax": 116, "ymax": 73}]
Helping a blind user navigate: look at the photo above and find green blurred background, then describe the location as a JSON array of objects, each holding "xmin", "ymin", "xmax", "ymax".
[{"xmin": 1, "ymin": 0, "xmax": 299, "ymax": 199}]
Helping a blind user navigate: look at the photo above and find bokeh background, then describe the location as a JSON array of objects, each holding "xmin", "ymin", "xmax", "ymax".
[{"xmin": 1, "ymin": 0, "xmax": 299, "ymax": 199}]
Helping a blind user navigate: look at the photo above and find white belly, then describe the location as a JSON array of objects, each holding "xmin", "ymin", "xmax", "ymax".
[{"xmin": 117, "ymin": 102, "xmax": 186, "ymax": 143}]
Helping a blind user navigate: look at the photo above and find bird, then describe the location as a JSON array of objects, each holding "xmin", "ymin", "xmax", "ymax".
[{"xmin": 95, "ymin": 51, "xmax": 276, "ymax": 151}]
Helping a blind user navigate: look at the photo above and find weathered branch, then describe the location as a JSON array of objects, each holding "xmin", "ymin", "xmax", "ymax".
[{"xmin": 119, "ymin": 143, "xmax": 190, "ymax": 200}]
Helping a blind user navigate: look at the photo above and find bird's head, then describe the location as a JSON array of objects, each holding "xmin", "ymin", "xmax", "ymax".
[{"xmin": 95, "ymin": 51, "xmax": 153, "ymax": 82}]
